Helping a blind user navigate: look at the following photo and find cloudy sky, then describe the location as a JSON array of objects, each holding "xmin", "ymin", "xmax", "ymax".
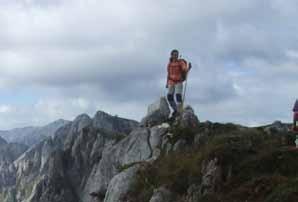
[{"xmin": 0, "ymin": 0, "xmax": 298, "ymax": 129}]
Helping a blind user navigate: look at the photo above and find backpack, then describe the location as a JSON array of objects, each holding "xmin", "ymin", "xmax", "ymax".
[{"xmin": 179, "ymin": 59, "xmax": 188, "ymax": 82}]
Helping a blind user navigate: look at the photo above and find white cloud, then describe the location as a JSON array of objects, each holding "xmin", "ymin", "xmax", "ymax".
[
  {"xmin": 286, "ymin": 50, "xmax": 298, "ymax": 59},
  {"xmin": 0, "ymin": 105, "xmax": 13, "ymax": 113},
  {"xmin": 0, "ymin": 0, "xmax": 298, "ymax": 128}
]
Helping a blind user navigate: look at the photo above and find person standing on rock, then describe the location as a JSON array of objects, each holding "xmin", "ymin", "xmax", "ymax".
[{"xmin": 166, "ymin": 49, "xmax": 191, "ymax": 117}]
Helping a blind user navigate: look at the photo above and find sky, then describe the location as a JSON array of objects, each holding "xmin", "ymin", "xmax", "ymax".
[{"xmin": 0, "ymin": 0, "xmax": 298, "ymax": 129}]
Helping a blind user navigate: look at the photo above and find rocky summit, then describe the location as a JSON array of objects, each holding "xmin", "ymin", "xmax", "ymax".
[{"xmin": 0, "ymin": 98, "xmax": 297, "ymax": 202}]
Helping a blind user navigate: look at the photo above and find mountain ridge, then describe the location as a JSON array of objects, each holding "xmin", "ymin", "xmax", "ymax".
[
  {"xmin": 0, "ymin": 97, "xmax": 296, "ymax": 202},
  {"xmin": 0, "ymin": 119, "xmax": 71, "ymax": 146}
]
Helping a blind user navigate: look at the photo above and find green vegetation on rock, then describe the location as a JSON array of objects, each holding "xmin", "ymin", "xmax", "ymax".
[{"xmin": 129, "ymin": 122, "xmax": 298, "ymax": 202}]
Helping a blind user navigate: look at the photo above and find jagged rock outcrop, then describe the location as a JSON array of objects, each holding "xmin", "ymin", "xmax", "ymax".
[
  {"xmin": 14, "ymin": 138, "xmax": 58, "ymax": 202},
  {"xmin": 149, "ymin": 124, "xmax": 170, "ymax": 160},
  {"xmin": 264, "ymin": 121, "xmax": 290, "ymax": 134},
  {"xmin": 0, "ymin": 110, "xmax": 139, "ymax": 202},
  {"xmin": 200, "ymin": 158, "xmax": 223, "ymax": 195},
  {"xmin": 93, "ymin": 111, "xmax": 139, "ymax": 134},
  {"xmin": 149, "ymin": 186, "xmax": 174, "ymax": 202},
  {"xmin": 186, "ymin": 184, "xmax": 201, "ymax": 202},
  {"xmin": 104, "ymin": 165, "xmax": 140, "ymax": 202},
  {"xmin": 173, "ymin": 139, "xmax": 187, "ymax": 152},
  {"xmin": 141, "ymin": 97, "xmax": 171, "ymax": 127},
  {"xmin": 24, "ymin": 150, "xmax": 77, "ymax": 202},
  {"xmin": 177, "ymin": 106, "xmax": 200, "ymax": 129},
  {"xmin": 0, "ymin": 137, "xmax": 28, "ymax": 202},
  {"xmin": 83, "ymin": 127, "xmax": 152, "ymax": 201}
]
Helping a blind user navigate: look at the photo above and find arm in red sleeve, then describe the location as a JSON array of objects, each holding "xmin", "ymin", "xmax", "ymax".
[{"xmin": 180, "ymin": 60, "xmax": 189, "ymax": 72}]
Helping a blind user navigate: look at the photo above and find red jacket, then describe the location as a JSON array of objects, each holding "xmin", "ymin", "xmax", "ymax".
[{"xmin": 167, "ymin": 59, "xmax": 188, "ymax": 86}]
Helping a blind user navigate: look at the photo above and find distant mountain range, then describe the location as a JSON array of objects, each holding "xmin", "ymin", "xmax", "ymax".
[{"xmin": 0, "ymin": 119, "xmax": 70, "ymax": 146}]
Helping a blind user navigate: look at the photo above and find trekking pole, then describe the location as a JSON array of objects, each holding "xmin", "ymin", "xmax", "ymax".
[{"xmin": 182, "ymin": 62, "xmax": 192, "ymax": 110}]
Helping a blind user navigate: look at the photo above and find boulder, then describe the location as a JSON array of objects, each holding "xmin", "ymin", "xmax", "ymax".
[
  {"xmin": 141, "ymin": 97, "xmax": 171, "ymax": 127},
  {"xmin": 173, "ymin": 139, "xmax": 187, "ymax": 152},
  {"xmin": 177, "ymin": 106, "xmax": 200, "ymax": 129},
  {"xmin": 104, "ymin": 165, "xmax": 140, "ymax": 202},
  {"xmin": 149, "ymin": 186, "xmax": 174, "ymax": 202},
  {"xmin": 149, "ymin": 124, "xmax": 170, "ymax": 160},
  {"xmin": 200, "ymin": 158, "xmax": 222, "ymax": 195},
  {"xmin": 83, "ymin": 128, "xmax": 152, "ymax": 199},
  {"xmin": 186, "ymin": 184, "xmax": 201, "ymax": 202},
  {"xmin": 264, "ymin": 121, "xmax": 290, "ymax": 134},
  {"xmin": 161, "ymin": 131, "xmax": 174, "ymax": 151}
]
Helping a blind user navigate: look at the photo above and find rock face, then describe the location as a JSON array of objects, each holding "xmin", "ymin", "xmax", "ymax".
[
  {"xmin": 23, "ymin": 150, "xmax": 77, "ymax": 202},
  {"xmin": 104, "ymin": 165, "xmax": 140, "ymax": 202},
  {"xmin": 83, "ymin": 127, "xmax": 152, "ymax": 201},
  {"xmin": 178, "ymin": 106, "xmax": 200, "ymax": 129},
  {"xmin": 93, "ymin": 111, "xmax": 139, "ymax": 134},
  {"xmin": 0, "ymin": 110, "xmax": 143, "ymax": 202},
  {"xmin": 0, "ymin": 137, "xmax": 28, "ymax": 201},
  {"xmin": 141, "ymin": 97, "xmax": 171, "ymax": 127},
  {"xmin": 264, "ymin": 121, "xmax": 290, "ymax": 134},
  {"xmin": 0, "ymin": 119, "xmax": 70, "ymax": 146},
  {"xmin": 149, "ymin": 186, "xmax": 174, "ymax": 202},
  {"xmin": 200, "ymin": 158, "xmax": 222, "ymax": 195}
]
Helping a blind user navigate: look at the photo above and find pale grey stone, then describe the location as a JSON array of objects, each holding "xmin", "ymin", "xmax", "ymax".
[
  {"xmin": 104, "ymin": 165, "xmax": 140, "ymax": 202},
  {"xmin": 141, "ymin": 97, "xmax": 171, "ymax": 127},
  {"xmin": 149, "ymin": 186, "xmax": 174, "ymax": 202}
]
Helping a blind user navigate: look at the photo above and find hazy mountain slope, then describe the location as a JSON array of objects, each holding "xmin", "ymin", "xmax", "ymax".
[{"xmin": 0, "ymin": 119, "xmax": 70, "ymax": 146}]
